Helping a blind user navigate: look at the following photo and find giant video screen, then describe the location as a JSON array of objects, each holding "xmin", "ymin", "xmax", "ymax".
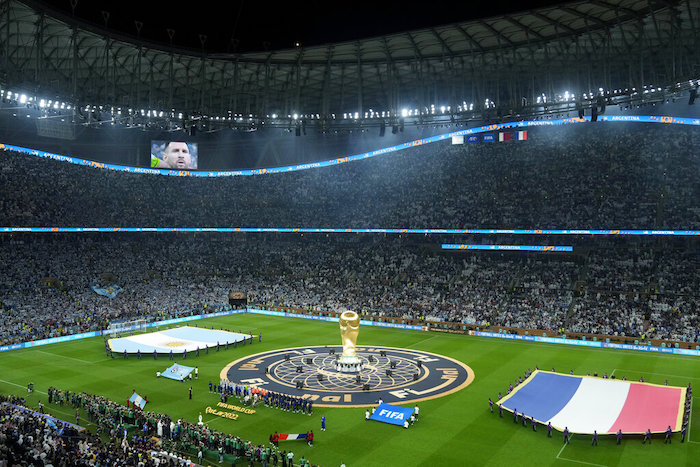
[{"xmin": 150, "ymin": 141, "xmax": 198, "ymax": 170}]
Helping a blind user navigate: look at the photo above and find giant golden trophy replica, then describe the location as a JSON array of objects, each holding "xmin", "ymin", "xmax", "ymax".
[{"xmin": 337, "ymin": 311, "xmax": 363, "ymax": 373}]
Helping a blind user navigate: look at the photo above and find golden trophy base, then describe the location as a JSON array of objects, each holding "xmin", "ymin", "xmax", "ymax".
[{"xmin": 336, "ymin": 354, "xmax": 363, "ymax": 373}]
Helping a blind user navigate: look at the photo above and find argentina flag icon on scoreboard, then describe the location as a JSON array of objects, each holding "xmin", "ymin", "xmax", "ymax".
[{"xmin": 369, "ymin": 403, "xmax": 415, "ymax": 426}]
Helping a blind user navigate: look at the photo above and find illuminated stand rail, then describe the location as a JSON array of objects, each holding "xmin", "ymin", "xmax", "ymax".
[
  {"xmin": 2, "ymin": 115, "xmax": 698, "ymax": 177},
  {"xmin": 442, "ymin": 244, "xmax": 573, "ymax": 252},
  {"xmin": 1, "ymin": 227, "xmax": 698, "ymax": 236}
]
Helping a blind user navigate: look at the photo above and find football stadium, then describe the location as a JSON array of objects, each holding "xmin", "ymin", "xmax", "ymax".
[{"xmin": 0, "ymin": 1, "xmax": 699, "ymax": 466}]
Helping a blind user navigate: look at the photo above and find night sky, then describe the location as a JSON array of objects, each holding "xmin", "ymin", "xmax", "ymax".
[{"xmin": 33, "ymin": 0, "xmax": 572, "ymax": 53}]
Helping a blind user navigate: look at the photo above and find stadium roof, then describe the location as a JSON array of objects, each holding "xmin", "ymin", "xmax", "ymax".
[{"xmin": 1, "ymin": 0, "xmax": 698, "ymax": 130}]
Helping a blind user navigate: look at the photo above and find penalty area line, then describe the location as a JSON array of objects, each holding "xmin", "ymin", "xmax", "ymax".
[
  {"xmin": 32, "ymin": 349, "xmax": 96, "ymax": 364},
  {"xmin": 555, "ymin": 435, "xmax": 607, "ymax": 467},
  {"xmin": 557, "ymin": 457, "xmax": 607, "ymax": 467},
  {"xmin": 555, "ymin": 434, "xmax": 571, "ymax": 459},
  {"xmin": 601, "ymin": 369, "xmax": 700, "ymax": 381}
]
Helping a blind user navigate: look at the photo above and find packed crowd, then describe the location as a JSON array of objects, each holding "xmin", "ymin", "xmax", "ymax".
[
  {"xmin": 44, "ymin": 387, "xmax": 314, "ymax": 466},
  {"xmin": 0, "ymin": 122, "xmax": 698, "ymax": 347},
  {"xmin": 0, "ymin": 393, "xmax": 194, "ymax": 467},
  {"xmin": 0, "ymin": 234, "xmax": 697, "ymax": 348},
  {"xmin": 1, "ymin": 124, "xmax": 698, "ymax": 230}
]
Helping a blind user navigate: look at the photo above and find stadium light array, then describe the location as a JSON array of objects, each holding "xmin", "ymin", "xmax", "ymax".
[{"xmin": 1, "ymin": 76, "xmax": 697, "ymax": 133}]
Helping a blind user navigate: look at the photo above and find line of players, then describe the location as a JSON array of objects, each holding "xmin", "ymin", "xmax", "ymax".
[{"xmin": 213, "ymin": 379, "xmax": 314, "ymax": 415}]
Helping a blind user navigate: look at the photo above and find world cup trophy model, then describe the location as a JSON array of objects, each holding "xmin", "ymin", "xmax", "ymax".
[{"xmin": 337, "ymin": 311, "xmax": 363, "ymax": 373}]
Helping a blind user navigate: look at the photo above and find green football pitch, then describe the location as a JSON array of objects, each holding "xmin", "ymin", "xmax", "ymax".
[{"xmin": 1, "ymin": 314, "xmax": 698, "ymax": 466}]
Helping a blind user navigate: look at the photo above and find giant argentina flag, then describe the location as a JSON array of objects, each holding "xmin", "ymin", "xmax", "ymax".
[{"xmin": 498, "ymin": 371, "xmax": 686, "ymax": 434}]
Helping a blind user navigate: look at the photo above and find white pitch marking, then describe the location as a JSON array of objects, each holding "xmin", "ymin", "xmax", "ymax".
[
  {"xmin": 555, "ymin": 434, "xmax": 608, "ymax": 467},
  {"xmin": 42, "ymin": 406, "xmax": 96, "ymax": 427},
  {"xmin": 32, "ymin": 350, "xmax": 94, "ymax": 364},
  {"xmin": 555, "ymin": 434, "xmax": 572, "ymax": 459},
  {"xmin": 0, "ymin": 378, "xmax": 48, "ymax": 394},
  {"xmin": 406, "ymin": 336, "xmax": 439, "ymax": 348},
  {"xmin": 479, "ymin": 338, "xmax": 700, "ymax": 361},
  {"xmin": 611, "ymin": 369, "xmax": 700, "ymax": 381},
  {"xmin": 557, "ymin": 457, "xmax": 608, "ymax": 467}
]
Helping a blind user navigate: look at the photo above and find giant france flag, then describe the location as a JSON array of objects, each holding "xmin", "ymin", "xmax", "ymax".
[{"xmin": 498, "ymin": 371, "xmax": 686, "ymax": 434}]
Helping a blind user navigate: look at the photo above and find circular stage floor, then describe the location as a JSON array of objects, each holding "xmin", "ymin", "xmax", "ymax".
[{"xmin": 221, "ymin": 345, "xmax": 474, "ymax": 407}]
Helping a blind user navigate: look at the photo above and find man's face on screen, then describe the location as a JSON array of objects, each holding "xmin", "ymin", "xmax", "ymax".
[{"xmin": 163, "ymin": 142, "xmax": 192, "ymax": 169}]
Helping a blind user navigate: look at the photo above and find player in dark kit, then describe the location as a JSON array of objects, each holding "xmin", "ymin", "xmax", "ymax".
[
  {"xmin": 547, "ymin": 422, "xmax": 552, "ymax": 437},
  {"xmin": 563, "ymin": 427, "xmax": 570, "ymax": 444},
  {"xmin": 642, "ymin": 428, "xmax": 652, "ymax": 444},
  {"xmin": 664, "ymin": 426, "xmax": 672, "ymax": 444},
  {"xmin": 616, "ymin": 429, "xmax": 622, "ymax": 444},
  {"xmin": 489, "ymin": 398, "xmax": 493, "ymax": 413},
  {"xmin": 592, "ymin": 430, "xmax": 598, "ymax": 446}
]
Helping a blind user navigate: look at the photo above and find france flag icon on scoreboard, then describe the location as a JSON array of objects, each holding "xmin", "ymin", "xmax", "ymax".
[
  {"xmin": 498, "ymin": 371, "xmax": 686, "ymax": 434},
  {"xmin": 370, "ymin": 403, "xmax": 415, "ymax": 426}
]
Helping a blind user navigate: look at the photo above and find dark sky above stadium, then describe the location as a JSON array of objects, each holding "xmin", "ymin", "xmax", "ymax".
[{"xmin": 34, "ymin": 0, "xmax": 571, "ymax": 53}]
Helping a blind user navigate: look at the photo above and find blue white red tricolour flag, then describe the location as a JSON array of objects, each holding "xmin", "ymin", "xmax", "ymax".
[
  {"xmin": 498, "ymin": 370, "xmax": 686, "ymax": 434},
  {"xmin": 516, "ymin": 130, "xmax": 527, "ymax": 140},
  {"xmin": 278, "ymin": 433, "xmax": 308, "ymax": 441}
]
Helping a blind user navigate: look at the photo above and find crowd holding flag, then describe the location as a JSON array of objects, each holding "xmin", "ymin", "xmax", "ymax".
[{"xmin": 128, "ymin": 391, "xmax": 148, "ymax": 409}]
